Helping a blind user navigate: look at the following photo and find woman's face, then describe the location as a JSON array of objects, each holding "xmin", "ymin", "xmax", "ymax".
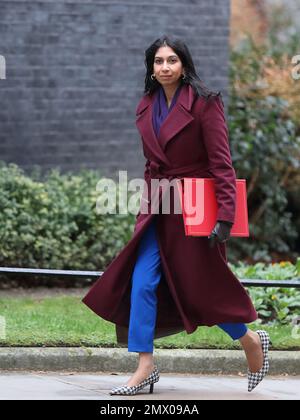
[{"xmin": 153, "ymin": 46, "xmax": 184, "ymax": 88}]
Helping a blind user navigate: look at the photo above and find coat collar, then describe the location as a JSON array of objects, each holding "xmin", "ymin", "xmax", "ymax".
[
  {"xmin": 136, "ymin": 82, "xmax": 195, "ymax": 115},
  {"xmin": 135, "ymin": 84, "xmax": 196, "ymax": 163}
]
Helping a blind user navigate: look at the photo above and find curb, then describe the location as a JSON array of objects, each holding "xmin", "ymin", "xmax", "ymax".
[{"xmin": 0, "ymin": 348, "xmax": 300, "ymax": 375}]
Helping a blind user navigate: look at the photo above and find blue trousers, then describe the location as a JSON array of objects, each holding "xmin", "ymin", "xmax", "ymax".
[{"xmin": 128, "ymin": 217, "xmax": 248, "ymax": 353}]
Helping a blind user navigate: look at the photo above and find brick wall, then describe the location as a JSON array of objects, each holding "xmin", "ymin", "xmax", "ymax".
[{"xmin": 0, "ymin": 0, "xmax": 230, "ymax": 179}]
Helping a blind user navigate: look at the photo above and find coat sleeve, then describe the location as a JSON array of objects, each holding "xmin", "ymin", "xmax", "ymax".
[{"xmin": 200, "ymin": 94, "xmax": 236, "ymax": 224}]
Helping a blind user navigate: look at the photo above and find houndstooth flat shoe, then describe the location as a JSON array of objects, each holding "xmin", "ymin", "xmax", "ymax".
[
  {"xmin": 248, "ymin": 330, "xmax": 271, "ymax": 392},
  {"xmin": 109, "ymin": 366, "xmax": 160, "ymax": 396}
]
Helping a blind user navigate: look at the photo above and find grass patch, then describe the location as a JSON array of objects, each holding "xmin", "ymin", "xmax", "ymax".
[{"xmin": 0, "ymin": 295, "xmax": 299, "ymax": 350}]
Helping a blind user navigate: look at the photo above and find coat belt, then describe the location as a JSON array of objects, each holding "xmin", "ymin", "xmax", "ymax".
[
  {"xmin": 149, "ymin": 160, "xmax": 208, "ymax": 180},
  {"xmin": 140, "ymin": 160, "xmax": 210, "ymax": 206}
]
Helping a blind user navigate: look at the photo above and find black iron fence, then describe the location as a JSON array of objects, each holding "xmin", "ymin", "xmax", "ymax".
[{"xmin": 0, "ymin": 267, "xmax": 300, "ymax": 288}]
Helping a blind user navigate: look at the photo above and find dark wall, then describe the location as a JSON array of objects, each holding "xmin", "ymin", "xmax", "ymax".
[{"xmin": 0, "ymin": 0, "xmax": 231, "ymax": 180}]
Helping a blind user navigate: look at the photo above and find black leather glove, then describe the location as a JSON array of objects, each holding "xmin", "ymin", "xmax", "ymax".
[{"xmin": 208, "ymin": 220, "xmax": 233, "ymax": 248}]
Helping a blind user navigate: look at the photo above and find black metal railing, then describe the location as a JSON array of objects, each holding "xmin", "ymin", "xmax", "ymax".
[{"xmin": 0, "ymin": 267, "xmax": 300, "ymax": 288}]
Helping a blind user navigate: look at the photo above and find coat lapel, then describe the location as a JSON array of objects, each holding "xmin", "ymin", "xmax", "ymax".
[{"xmin": 135, "ymin": 84, "xmax": 196, "ymax": 163}]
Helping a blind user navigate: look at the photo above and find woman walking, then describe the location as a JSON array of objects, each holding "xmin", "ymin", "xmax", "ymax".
[{"xmin": 82, "ymin": 36, "xmax": 270, "ymax": 396}]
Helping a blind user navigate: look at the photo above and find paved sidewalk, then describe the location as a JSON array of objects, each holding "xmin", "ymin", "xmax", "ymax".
[{"xmin": 0, "ymin": 372, "xmax": 299, "ymax": 400}]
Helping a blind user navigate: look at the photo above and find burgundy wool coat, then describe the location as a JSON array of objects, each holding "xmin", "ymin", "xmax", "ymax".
[{"xmin": 82, "ymin": 83, "xmax": 258, "ymax": 345}]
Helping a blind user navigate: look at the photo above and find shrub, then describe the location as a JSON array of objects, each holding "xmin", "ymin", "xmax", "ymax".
[
  {"xmin": 228, "ymin": 35, "xmax": 300, "ymax": 263},
  {"xmin": 0, "ymin": 162, "xmax": 136, "ymax": 287}
]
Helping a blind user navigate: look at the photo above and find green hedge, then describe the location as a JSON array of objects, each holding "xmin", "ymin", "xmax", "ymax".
[
  {"xmin": 228, "ymin": 94, "xmax": 300, "ymax": 262},
  {"xmin": 228, "ymin": 36, "xmax": 300, "ymax": 263},
  {"xmin": 232, "ymin": 259, "xmax": 300, "ymax": 325},
  {"xmin": 0, "ymin": 162, "xmax": 136, "ymax": 286}
]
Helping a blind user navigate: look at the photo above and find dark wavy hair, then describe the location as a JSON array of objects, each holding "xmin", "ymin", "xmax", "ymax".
[{"xmin": 143, "ymin": 35, "xmax": 222, "ymax": 102}]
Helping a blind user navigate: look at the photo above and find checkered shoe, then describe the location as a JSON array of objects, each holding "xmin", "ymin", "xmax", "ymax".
[
  {"xmin": 109, "ymin": 366, "xmax": 160, "ymax": 396},
  {"xmin": 248, "ymin": 330, "xmax": 270, "ymax": 392}
]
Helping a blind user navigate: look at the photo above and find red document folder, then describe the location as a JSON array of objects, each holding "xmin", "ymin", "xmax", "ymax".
[{"xmin": 176, "ymin": 178, "xmax": 249, "ymax": 237}]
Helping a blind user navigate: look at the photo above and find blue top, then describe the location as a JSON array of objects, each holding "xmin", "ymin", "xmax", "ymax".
[{"xmin": 152, "ymin": 84, "xmax": 182, "ymax": 138}]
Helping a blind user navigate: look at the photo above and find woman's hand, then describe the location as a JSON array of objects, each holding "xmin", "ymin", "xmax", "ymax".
[{"xmin": 208, "ymin": 220, "xmax": 233, "ymax": 248}]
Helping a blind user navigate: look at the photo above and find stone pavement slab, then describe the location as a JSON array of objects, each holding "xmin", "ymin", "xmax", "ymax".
[{"xmin": 0, "ymin": 372, "xmax": 299, "ymax": 400}]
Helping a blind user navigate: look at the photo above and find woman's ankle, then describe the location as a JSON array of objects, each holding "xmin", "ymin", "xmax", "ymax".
[
  {"xmin": 138, "ymin": 353, "xmax": 154, "ymax": 369},
  {"xmin": 239, "ymin": 329, "xmax": 259, "ymax": 349}
]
